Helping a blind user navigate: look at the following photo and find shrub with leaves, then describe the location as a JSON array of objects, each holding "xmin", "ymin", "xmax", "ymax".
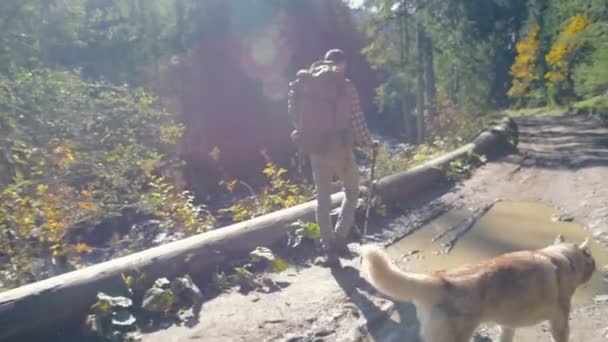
[
  {"xmin": 86, "ymin": 292, "xmax": 140, "ymax": 342},
  {"xmin": 141, "ymin": 278, "xmax": 175, "ymax": 315},
  {"xmin": 427, "ymin": 94, "xmax": 493, "ymax": 146},
  {"xmin": 219, "ymin": 156, "xmax": 312, "ymax": 223},
  {"xmin": 572, "ymin": 23, "xmax": 608, "ymax": 98},
  {"xmin": 0, "ymin": 67, "xmax": 211, "ymax": 289},
  {"xmin": 207, "ymin": 246, "xmax": 289, "ymax": 294},
  {"xmin": 211, "ymin": 268, "xmax": 231, "ymax": 292},
  {"xmin": 444, "ymin": 152, "xmax": 488, "ymax": 182},
  {"xmin": 249, "ymin": 246, "xmax": 288, "ymax": 273},
  {"xmin": 138, "ymin": 176, "xmax": 215, "ymax": 237},
  {"xmin": 365, "ymin": 144, "xmax": 411, "ymax": 180},
  {"xmin": 86, "ymin": 274, "xmax": 203, "ymax": 340},
  {"xmin": 287, "ymin": 220, "xmax": 321, "ymax": 248},
  {"xmin": 364, "ymin": 141, "xmax": 450, "ymax": 180}
]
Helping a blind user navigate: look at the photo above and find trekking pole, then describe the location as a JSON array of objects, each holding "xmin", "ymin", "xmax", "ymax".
[
  {"xmin": 362, "ymin": 145, "xmax": 377, "ymax": 240},
  {"xmin": 360, "ymin": 145, "xmax": 377, "ymax": 265}
]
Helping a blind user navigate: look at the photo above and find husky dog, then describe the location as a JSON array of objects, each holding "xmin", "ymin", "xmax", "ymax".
[{"xmin": 361, "ymin": 235, "xmax": 596, "ymax": 342}]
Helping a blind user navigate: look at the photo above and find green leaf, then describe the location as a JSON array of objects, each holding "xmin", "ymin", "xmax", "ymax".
[
  {"xmin": 111, "ymin": 309, "xmax": 137, "ymax": 327},
  {"xmin": 111, "ymin": 296, "xmax": 133, "ymax": 309},
  {"xmin": 153, "ymin": 277, "xmax": 171, "ymax": 289},
  {"xmin": 91, "ymin": 298, "xmax": 112, "ymax": 315},
  {"xmin": 249, "ymin": 247, "xmax": 275, "ymax": 263},
  {"xmin": 302, "ymin": 222, "xmax": 321, "ymax": 240},
  {"xmin": 290, "ymin": 220, "xmax": 321, "ymax": 244},
  {"xmin": 170, "ymin": 275, "xmax": 203, "ymax": 301},
  {"xmin": 211, "ymin": 270, "xmax": 231, "ymax": 290},
  {"xmin": 272, "ymin": 257, "xmax": 288, "ymax": 273},
  {"xmin": 94, "ymin": 292, "xmax": 132, "ymax": 310},
  {"xmin": 142, "ymin": 287, "xmax": 175, "ymax": 313}
]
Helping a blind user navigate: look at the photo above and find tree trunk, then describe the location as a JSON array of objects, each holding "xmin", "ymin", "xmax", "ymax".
[
  {"xmin": 398, "ymin": 5, "xmax": 413, "ymax": 143},
  {"xmin": 401, "ymin": 95, "xmax": 414, "ymax": 144},
  {"xmin": 423, "ymin": 32, "xmax": 437, "ymax": 118},
  {"xmin": 416, "ymin": 23, "xmax": 425, "ymax": 144}
]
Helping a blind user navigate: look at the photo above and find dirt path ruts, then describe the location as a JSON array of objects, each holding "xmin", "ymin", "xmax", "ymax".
[{"xmin": 143, "ymin": 113, "xmax": 608, "ymax": 342}]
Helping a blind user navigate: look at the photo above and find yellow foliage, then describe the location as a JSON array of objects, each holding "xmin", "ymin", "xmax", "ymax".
[
  {"xmin": 59, "ymin": 151, "xmax": 75, "ymax": 166},
  {"xmin": 219, "ymin": 159, "xmax": 311, "ymax": 223},
  {"xmin": 53, "ymin": 144, "xmax": 76, "ymax": 166},
  {"xmin": 219, "ymin": 203, "xmax": 252, "ymax": 223},
  {"xmin": 546, "ymin": 43, "xmax": 569, "ymax": 68},
  {"xmin": 223, "ymin": 179, "xmax": 238, "ymax": 192},
  {"xmin": 78, "ymin": 201, "xmax": 98, "ymax": 212},
  {"xmin": 545, "ymin": 14, "xmax": 591, "ymax": 86},
  {"xmin": 508, "ymin": 24, "xmax": 541, "ymax": 98},
  {"xmin": 155, "ymin": 210, "xmax": 169, "ymax": 218},
  {"xmin": 74, "ymin": 242, "xmax": 93, "ymax": 254},
  {"xmin": 52, "ymin": 146, "xmax": 66, "ymax": 154},
  {"xmin": 37, "ymin": 184, "xmax": 48, "ymax": 195},
  {"xmin": 545, "ymin": 71, "xmax": 567, "ymax": 83},
  {"xmin": 141, "ymin": 176, "xmax": 215, "ymax": 236},
  {"xmin": 565, "ymin": 14, "xmax": 591, "ymax": 34},
  {"xmin": 42, "ymin": 193, "xmax": 63, "ymax": 236},
  {"xmin": 44, "ymin": 221, "xmax": 60, "ymax": 230},
  {"xmin": 51, "ymin": 244, "xmax": 68, "ymax": 257}
]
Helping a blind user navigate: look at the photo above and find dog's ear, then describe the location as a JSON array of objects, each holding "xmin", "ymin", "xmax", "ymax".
[
  {"xmin": 554, "ymin": 234, "xmax": 566, "ymax": 244},
  {"xmin": 579, "ymin": 237, "xmax": 590, "ymax": 251}
]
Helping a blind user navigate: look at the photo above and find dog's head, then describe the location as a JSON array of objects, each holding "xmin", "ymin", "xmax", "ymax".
[{"xmin": 552, "ymin": 234, "xmax": 596, "ymax": 284}]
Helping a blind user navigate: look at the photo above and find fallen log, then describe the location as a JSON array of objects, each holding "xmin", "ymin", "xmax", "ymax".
[
  {"xmin": 0, "ymin": 194, "xmax": 347, "ymax": 341},
  {"xmin": 375, "ymin": 117, "xmax": 517, "ymax": 203},
  {"xmin": 0, "ymin": 117, "xmax": 517, "ymax": 341}
]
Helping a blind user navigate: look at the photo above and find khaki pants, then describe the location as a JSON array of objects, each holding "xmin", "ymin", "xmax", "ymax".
[{"xmin": 309, "ymin": 146, "xmax": 359, "ymax": 252}]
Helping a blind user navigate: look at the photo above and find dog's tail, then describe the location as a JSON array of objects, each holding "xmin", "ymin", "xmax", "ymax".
[{"xmin": 361, "ymin": 245, "xmax": 444, "ymax": 303}]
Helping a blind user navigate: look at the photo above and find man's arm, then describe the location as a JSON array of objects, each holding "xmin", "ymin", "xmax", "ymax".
[{"xmin": 347, "ymin": 81, "xmax": 374, "ymax": 147}]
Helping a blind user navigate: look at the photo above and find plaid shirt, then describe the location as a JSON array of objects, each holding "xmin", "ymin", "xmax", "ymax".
[
  {"xmin": 288, "ymin": 79, "xmax": 373, "ymax": 147},
  {"xmin": 345, "ymin": 80, "xmax": 374, "ymax": 147}
]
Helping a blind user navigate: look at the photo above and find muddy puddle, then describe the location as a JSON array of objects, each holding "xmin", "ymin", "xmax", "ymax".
[{"xmin": 385, "ymin": 201, "xmax": 608, "ymax": 305}]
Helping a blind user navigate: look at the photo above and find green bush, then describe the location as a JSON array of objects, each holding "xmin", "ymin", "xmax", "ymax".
[
  {"xmin": 572, "ymin": 23, "xmax": 608, "ymax": 98},
  {"xmin": 0, "ymin": 67, "xmax": 212, "ymax": 288},
  {"xmin": 573, "ymin": 45, "xmax": 608, "ymax": 98},
  {"xmin": 218, "ymin": 157, "xmax": 313, "ymax": 223}
]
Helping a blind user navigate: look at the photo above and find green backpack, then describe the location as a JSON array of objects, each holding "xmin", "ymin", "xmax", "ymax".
[{"xmin": 289, "ymin": 60, "xmax": 353, "ymax": 154}]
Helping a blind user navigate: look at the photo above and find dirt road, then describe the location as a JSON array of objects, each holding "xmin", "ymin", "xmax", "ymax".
[{"xmin": 143, "ymin": 113, "xmax": 608, "ymax": 342}]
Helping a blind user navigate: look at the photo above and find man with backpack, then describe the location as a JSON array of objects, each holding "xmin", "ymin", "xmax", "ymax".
[{"xmin": 288, "ymin": 49, "xmax": 377, "ymax": 267}]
